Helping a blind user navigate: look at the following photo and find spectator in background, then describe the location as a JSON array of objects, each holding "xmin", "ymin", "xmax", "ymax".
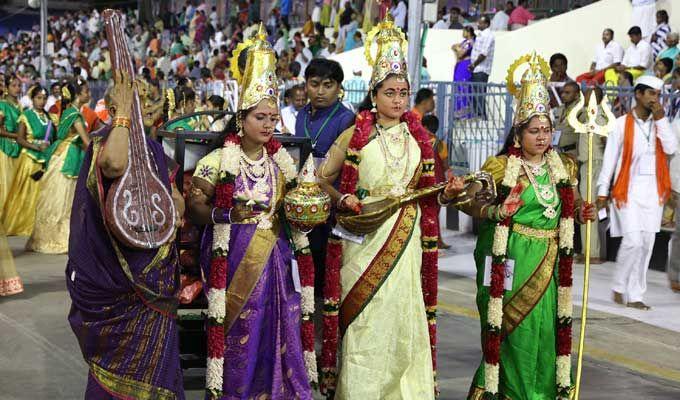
[
  {"xmin": 421, "ymin": 57, "xmax": 431, "ymax": 82},
  {"xmin": 421, "ymin": 114, "xmax": 451, "ymax": 249},
  {"xmin": 667, "ymin": 70, "xmax": 680, "ymax": 293},
  {"xmin": 548, "ymin": 52, "xmax": 572, "ymax": 108},
  {"xmin": 669, "ymin": 68, "xmax": 680, "ymax": 120},
  {"xmin": 452, "ymin": 26, "xmax": 475, "ymax": 119},
  {"xmin": 294, "ymin": 41, "xmax": 313, "ymax": 75},
  {"xmin": 469, "ymin": 15, "xmax": 494, "ymax": 119},
  {"xmin": 449, "ymin": 7, "xmax": 464, "ymax": 29},
  {"xmin": 614, "ymin": 26, "xmax": 653, "ymax": 81},
  {"xmin": 278, "ymin": 84, "xmax": 306, "ymax": 135},
  {"xmin": 344, "ymin": 68, "xmax": 367, "ymax": 105},
  {"xmin": 317, "ymin": 37, "xmax": 331, "ymax": 58},
  {"xmin": 654, "ymin": 57, "xmax": 673, "ymax": 83},
  {"xmin": 577, "ymin": 29, "xmax": 624, "ymax": 85},
  {"xmin": 631, "ymin": 0, "xmax": 658, "ymax": 40},
  {"xmin": 490, "ymin": 1, "xmax": 513, "ymax": 32},
  {"xmin": 391, "ymin": 0, "xmax": 408, "ymax": 30},
  {"xmin": 412, "ymin": 88, "xmax": 435, "ymax": 121},
  {"xmin": 508, "ymin": 0, "xmax": 534, "ymax": 30},
  {"xmin": 432, "ymin": 7, "xmax": 451, "ymax": 29},
  {"xmin": 657, "ymin": 32, "xmax": 679, "ymax": 67},
  {"xmin": 651, "ymin": 9, "xmax": 671, "ymax": 58},
  {"xmin": 552, "ymin": 81, "xmax": 581, "ymax": 159},
  {"xmin": 344, "ymin": 30, "xmax": 363, "ymax": 51}
]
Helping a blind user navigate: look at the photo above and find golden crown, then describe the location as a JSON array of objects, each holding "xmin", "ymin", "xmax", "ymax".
[
  {"xmin": 236, "ymin": 24, "xmax": 280, "ymax": 111},
  {"xmin": 365, "ymin": 13, "xmax": 409, "ymax": 90},
  {"xmin": 506, "ymin": 52, "xmax": 551, "ymax": 127}
]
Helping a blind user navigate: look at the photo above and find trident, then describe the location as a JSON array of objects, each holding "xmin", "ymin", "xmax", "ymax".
[{"xmin": 567, "ymin": 90, "xmax": 616, "ymax": 399}]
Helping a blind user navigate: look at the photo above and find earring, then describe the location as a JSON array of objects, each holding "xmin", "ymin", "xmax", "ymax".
[
  {"xmin": 370, "ymin": 102, "xmax": 377, "ymax": 113},
  {"xmin": 513, "ymin": 135, "xmax": 521, "ymax": 148},
  {"xmin": 338, "ymin": 89, "xmax": 345, "ymax": 100},
  {"xmin": 237, "ymin": 130, "xmax": 244, "ymax": 137}
]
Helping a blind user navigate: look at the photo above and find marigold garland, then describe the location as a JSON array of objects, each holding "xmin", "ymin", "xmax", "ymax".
[
  {"xmin": 483, "ymin": 146, "xmax": 574, "ymax": 399},
  {"xmin": 320, "ymin": 109, "xmax": 439, "ymax": 397},
  {"xmin": 205, "ymin": 133, "xmax": 315, "ymax": 398}
]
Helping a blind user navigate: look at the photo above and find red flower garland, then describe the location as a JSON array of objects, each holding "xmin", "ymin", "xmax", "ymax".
[{"xmin": 320, "ymin": 110, "xmax": 439, "ymax": 395}]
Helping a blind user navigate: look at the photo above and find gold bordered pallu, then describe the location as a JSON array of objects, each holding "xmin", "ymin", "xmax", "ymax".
[{"xmin": 502, "ymin": 223, "xmax": 559, "ymax": 336}]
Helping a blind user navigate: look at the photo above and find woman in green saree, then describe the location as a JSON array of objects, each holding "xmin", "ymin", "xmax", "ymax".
[
  {"xmin": 2, "ymin": 85, "xmax": 52, "ymax": 236},
  {"xmin": 463, "ymin": 54, "xmax": 596, "ymax": 400},
  {"xmin": 0, "ymin": 75, "xmax": 23, "ymax": 208},
  {"xmin": 26, "ymin": 79, "xmax": 90, "ymax": 254}
]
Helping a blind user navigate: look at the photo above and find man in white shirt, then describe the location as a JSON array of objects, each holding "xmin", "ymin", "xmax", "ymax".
[
  {"xmin": 631, "ymin": 0, "xmax": 657, "ymax": 40},
  {"xmin": 615, "ymin": 26, "xmax": 653, "ymax": 81},
  {"xmin": 391, "ymin": 0, "xmax": 407, "ymax": 29},
  {"xmin": 469, "ymin": 16, "xmax": 495, "ymax": 119},
  {"xmin": 294, "ymin": 42, "xmax": 313, "ymax": 76},
  {"xmin": 576, "ymin": 28, "xmax": 624, "ymax": 85},
  {"xmin": 277, "ymin": 85, "xmax": 307, "ymax": 135},
  {"xmin": 596, "ymin": 75, "xmax": 678, "ymax": 309},
  {"xmin": 490, "ymin": 1, "xmax": 513, "ymax": 31}
]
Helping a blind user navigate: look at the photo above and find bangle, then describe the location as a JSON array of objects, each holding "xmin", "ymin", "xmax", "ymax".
[
  {"xmin": 437, "ymin": 192, "xmax": 451, "ymax": 207},
  {"xmin": 211, "ymin": 207, "xmax": 232, "ymax": 224},
  {"xmin": 112, "ymin": 116, "xmax": 131, "ymax": 130}
]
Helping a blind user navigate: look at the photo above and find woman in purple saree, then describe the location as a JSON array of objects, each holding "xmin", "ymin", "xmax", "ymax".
[
  {"xmin": 188, "ymin": 28, "xmax": 313, "ymax": 400},
  {"xmin": 452, "ymin": 26, "xmax": 476, "ymax": 119},
  {"xmin": 66, "ymin": 73, "xmax": 186, "ymax": 399}
]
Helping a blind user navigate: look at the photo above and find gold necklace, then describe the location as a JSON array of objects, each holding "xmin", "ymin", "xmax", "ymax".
[{"xmin": 522, "ymin": 160, "xmax": 558, "ymax": 219}]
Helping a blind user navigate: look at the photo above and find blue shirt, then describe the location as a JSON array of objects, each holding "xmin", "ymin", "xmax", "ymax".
[{"xmin": 295, "ymin": 101, "xmax": 355, "ymax": 157}]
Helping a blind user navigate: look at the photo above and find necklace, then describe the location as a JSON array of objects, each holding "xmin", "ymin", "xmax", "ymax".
[
  {"xmin": 239, "ymin": 147, "xmax": 270, "ymax": 195},
  {"xmin": 522, "ymin": 157, "xmax": 546, "ymax": 176},
  {"xmin": 32, "ymin": 108, "xmax": 48, "ymax": 126},
  {"xmin": 376, "ymin": 123, "xmax": 411, "ymax": 197},
  {"xmin": 522, "ymin": 159, "xmax": 558, "ymax": 219}
]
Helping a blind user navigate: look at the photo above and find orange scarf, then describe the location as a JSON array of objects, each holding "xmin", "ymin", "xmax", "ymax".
[{"xmin": 611, "ymin": 113, "xmax": 671, "ymax": 207}]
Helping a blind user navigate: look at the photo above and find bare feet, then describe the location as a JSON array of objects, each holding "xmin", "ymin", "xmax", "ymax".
[
  {"xmin": 627, "ymin": 301, "xmax": 651, "ymax": 310},
  {"xmin": 438, "ymin": 240, "xmax": 451, "ymax": 250},
  {"xmin": 613, "ymin": 291, "xmax": 624, "ymax": 305}
]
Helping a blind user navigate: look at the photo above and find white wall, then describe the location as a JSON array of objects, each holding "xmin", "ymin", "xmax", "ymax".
[{"xmin": 331, "ymin": 0, "xmax": 680, "ymax": 84}]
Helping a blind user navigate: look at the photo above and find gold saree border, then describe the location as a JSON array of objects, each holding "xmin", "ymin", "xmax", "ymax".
[
  {"xmin": 502, "ymin": 237, "xmax": 558, "ymax": 336},
  {"xmin": 468, "ymin": 385, "xmax": 513, "ymax": 400},
  {"xmin": 90, "ymin": 362, "xmax": 177, "ymax": 400},
  {"xmin": 224, "ymin": 225, "xmax": 279, "ymax": 333},
  {"xmin": 339, "ymin": 203, "xmax": 418, "ymax": 335}
]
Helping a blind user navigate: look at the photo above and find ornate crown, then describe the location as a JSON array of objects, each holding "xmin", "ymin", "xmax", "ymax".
[
  {"xmin": 234, "ymin": 24, "xmax": 279, "ymax": 111},
  {"xmin": 365, "ymin": 13, "xmax": 409, "ymax": 90},
  {"xmin": 506, "ymin": 52, "xmax": 551, "ymax": 127}
]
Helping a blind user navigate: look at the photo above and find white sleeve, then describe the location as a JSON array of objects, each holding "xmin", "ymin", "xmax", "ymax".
[
  {"xmin": 639, "ymin": 43, "xmax": 653, "ymax": 69},
  {"xmin": 597, "ymin": 119, "xmax": 623, "ymax": 197},
  {"xmin": 613, "ymin": 43, "xmax": 624, "ymax": 64},
  {"xmin": 655, "ymin": 117, "xmax": 679, "ymax": 155}
]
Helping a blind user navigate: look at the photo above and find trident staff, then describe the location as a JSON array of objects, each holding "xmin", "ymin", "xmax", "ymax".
[{"xmin": 567, "ymin": 90, "xmax": 616, "ymax": 400}]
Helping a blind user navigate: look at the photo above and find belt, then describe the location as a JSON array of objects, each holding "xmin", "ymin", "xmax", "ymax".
[{"xmin": 512, "ymin": 223, "xmax": 558, "ymax": 239}]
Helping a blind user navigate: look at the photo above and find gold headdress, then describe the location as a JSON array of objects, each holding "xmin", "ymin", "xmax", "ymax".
[
  {"xmin": 365, "ymin": 13, "xmax": 408, "ymax": 90},
  {"xmin": 506, "ymin": 52, "xmax": 551, "ymax": 127},
  {"xmin": 234, "ymin": 24, "xmax": 279, "ymax": 111}
]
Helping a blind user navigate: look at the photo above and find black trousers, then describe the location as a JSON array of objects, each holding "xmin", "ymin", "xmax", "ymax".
[
  {"xmin": 308, "ymin": 222, "xmax": 331, "ymax": 297},
  {"xmin": 472, "ymin": 72, "xmax": 489, "ymax": 120}
]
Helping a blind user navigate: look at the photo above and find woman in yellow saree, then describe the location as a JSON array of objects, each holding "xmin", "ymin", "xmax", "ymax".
[
  {"xmin": 2, "ymin": 85, "xmax": 52, "ymax": 236},
  {"xmin": 0, "ymin": 75, "xmax": 23, "ymax": 209},
  {"xmin": 26, "ymin": 79, "xmax": 90, "ymax": 254},
  {"xmin": 317, "ymin": 17, "xmax": 465, "ymax": 399}
]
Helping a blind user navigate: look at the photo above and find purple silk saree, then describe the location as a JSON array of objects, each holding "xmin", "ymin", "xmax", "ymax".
[
  {"xmin": 201, "ymin": 167, "xmax": 312, "ymax": 400},
  {"xmin": 66, "ymin": 129, "xmax": 184, "ymax": 400}
]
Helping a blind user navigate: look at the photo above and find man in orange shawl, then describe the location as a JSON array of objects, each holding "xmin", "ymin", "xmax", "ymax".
[{"xmin": 596, "ymin": 75, "xmax": 678, "ymax": 310}]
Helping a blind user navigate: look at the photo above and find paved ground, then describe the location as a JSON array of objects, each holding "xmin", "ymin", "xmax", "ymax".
[{"xmin": 1, "ymin": 232, "xmax": 680, "ymax": 399}]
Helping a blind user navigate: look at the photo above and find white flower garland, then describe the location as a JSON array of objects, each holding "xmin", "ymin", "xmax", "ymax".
[
  {"xmin": 206, "ymin": 142, "xmax": 299, "ymax": 394},
  {"xmin": 486, "ymin": 151, "xmax": 574, "ymax": 398}
]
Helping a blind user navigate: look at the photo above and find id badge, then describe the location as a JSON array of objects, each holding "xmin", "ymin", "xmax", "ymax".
[
  {"xmin": 639, "ymin": 152, "xmax": 655, "ymax": 175},
  {"xmin": 291, "ymin": 259, "xmax": 302, "ymax": 293}
]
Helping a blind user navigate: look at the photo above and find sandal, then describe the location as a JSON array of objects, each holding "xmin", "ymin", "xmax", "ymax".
[{"xmin": 626, "ymin": 301, "xmax": 651, "ymax": 310}]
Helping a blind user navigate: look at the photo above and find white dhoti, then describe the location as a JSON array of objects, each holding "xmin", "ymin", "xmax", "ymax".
[{"xmin": 612, "ymin": 230, "xmax": 656, "ymax": 302}]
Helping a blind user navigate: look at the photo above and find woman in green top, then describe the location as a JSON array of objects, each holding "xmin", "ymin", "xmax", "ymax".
[
  {"xmin": 1, "ymin": 86, "xmax": 52, "ymax": 236},
  {"xmin": 26, "ymin": 79, "xmax": 90, "ymax": 254},
  {"xmin": 0, "ymin": 75, "xmax": 23, "ymax": 208}
]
